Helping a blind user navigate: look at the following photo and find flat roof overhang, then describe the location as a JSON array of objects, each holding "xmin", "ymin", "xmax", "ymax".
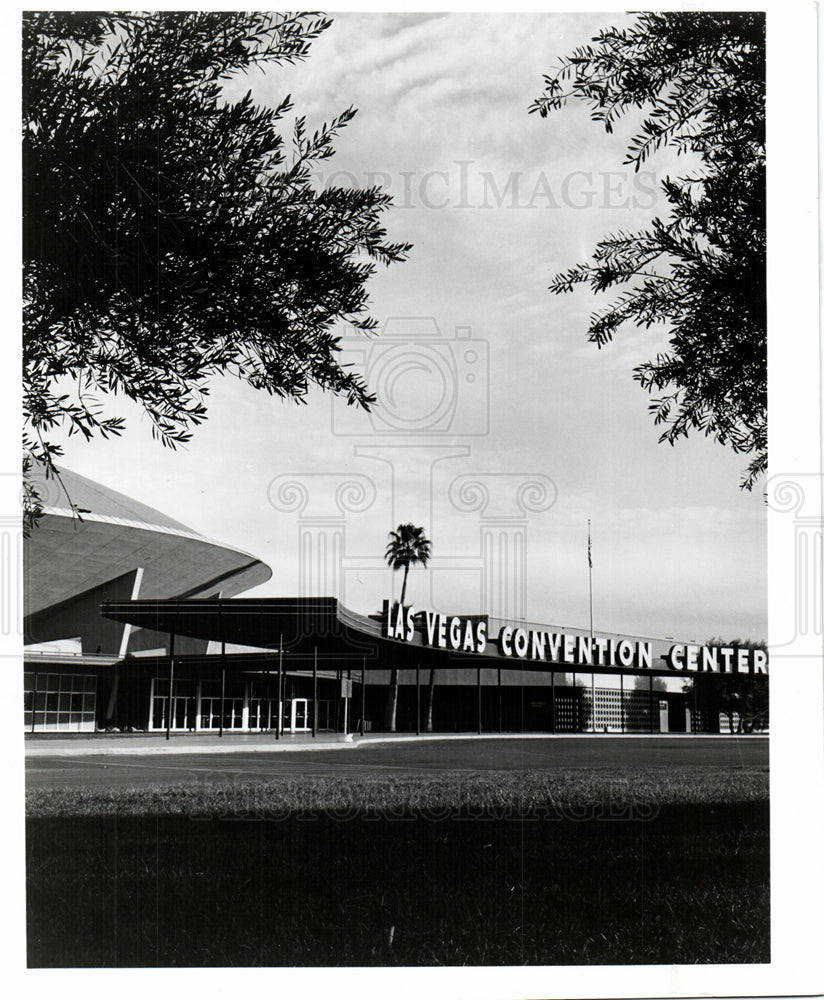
[
  {"xmin": 102, "ymin": 597, "xmax": 692, "ymax": 678},
  {"xmin": 24, "ymin": 650, "xmax": 121, "ymax": 669},
  {"xmin": 102, "ymin": 597, "xmax": 384, "ymax": 660}
]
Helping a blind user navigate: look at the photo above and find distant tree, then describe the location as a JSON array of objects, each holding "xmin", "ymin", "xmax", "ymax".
[
  {"xmin": 23, "ymin": 12, "xmax": 411, "ymax": 531},
  {"xmin": 531, "ymin": 13, "xmax": 765, "ymax": 488},
  {"xmin": 682, "ymin": 638, "xmax": 769, "ymax": 732},
  {"xmin": 384, "ymin": 523, "xmax": 431, "ymax": 732}
]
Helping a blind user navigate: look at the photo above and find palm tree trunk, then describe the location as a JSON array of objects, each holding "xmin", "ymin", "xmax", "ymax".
[
  {"xmin": 425, "ymin": 667, "xmax": 436, "ymax": 732},
  {"xmin": 399, "ymin": 564, "xmax": 409, "ymax": 605},
  {"xmin": 385, "ymin": 666, "xmax": 398, "ymax": 732}
]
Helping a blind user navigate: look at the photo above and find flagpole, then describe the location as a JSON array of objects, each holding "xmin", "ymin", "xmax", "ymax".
[{"xmin": 588, "ymin": 518, "xmax": 594, "ymax": 639}]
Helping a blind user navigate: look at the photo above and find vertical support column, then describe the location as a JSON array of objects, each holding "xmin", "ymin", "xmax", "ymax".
[
  {"xmin": 591, "ymin": 672, "xmax": 596, "ymax": 733},
  {"xmin": 416, "ymin": 661, "xmax": 421, "ymax": 736},
  {"xmin": 335, "ymin": 665, "xmax": 342, "ymax": 733},
  {"xmin": 692, "ymin": 683, "xmax": 698, "ymax": 735},
  {"xmin": 193, "ymin": 662, "xmax": 201, "ymax": 732},
  {"xmin": 219, "ymin": 642, "xmax": 226, "ymax": 739},
  {"xmin": 312, "ymin": 647, "xmax": 318, "ymax": 738},
  {"xmin": 166, "ymin": 632, "xmax": 176, "ymax": 741},
  {"xmin": 360, "ymin": 657, "xmax": 366, "ymax": 736},
  {"xmin": 147, "ymin": 676, "xmax": 154, "ymax": 732},
  {"xmin": 31, "ymin": 672, "xmax": 38, "ymax": 734},
  {"xmin": 477, "ymin": 664, "xmax": 482, "ymax": 735},
  {"xmin": 104, "ymin": 661, "xmax": 120, "ymax": 729},
  {"xmin": 649, "ymin": 674, "xmax": 654, "ymax": 734},
  {"xmin": 497, "ymin": 664, "xmax": 502, "ymax": 734},
  {"xmin": 344, "ymin": 667, "xmax": 351, "ymax": 736},
  {"xmin": 242, "ymin": 678, "xmax": 250, "ymax": 732},
  {"xmin": 264, "ymin": 663, "xmax": 270, "ymax": 732},
  {"xmin": 572, "ymin": 670, "xmax": 577, "ymax": 732},
  {"xmin": 550, "ymin": 671, "xmax": 555, "ymax": 735},
  {"xmin": 276, "ymin": 635, "xmax": 283, "ymax": 740},
  {"xmin": 620, "ymin": 673, "xmax": 625, "ymax": 733}
]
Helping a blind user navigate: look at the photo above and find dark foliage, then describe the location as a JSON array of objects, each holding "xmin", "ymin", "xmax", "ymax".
[
  {"xmin": 23, "ymin": 12, "xmax": 411, "ymax": 529},
  {"xmin": 683, "ymin": 638, "xmax": 769, "ymax": 732},
  {"xmin": 531, "ymin": 13, "xmax": 765, "ymax": 488}
]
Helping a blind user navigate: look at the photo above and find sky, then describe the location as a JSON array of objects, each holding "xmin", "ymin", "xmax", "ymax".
[{"xmin": 50, "ymin": 11, "xmax": 768, "ymax": 643}]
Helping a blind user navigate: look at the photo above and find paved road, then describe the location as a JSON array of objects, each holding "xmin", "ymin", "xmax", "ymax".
[{"xmin": 26, "ymin": 736, "xmax": 768, "ymax": 790}]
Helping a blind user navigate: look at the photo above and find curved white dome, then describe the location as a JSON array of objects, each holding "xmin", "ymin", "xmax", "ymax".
[{"xmin": 25, "ymin": 466, "xmax": 272, "ymax": 640}]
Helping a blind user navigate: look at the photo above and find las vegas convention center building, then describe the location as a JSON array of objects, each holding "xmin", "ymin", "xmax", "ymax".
[{"xmin": 24, "ymin": 468, "xmax": 768, "ymax": 737}]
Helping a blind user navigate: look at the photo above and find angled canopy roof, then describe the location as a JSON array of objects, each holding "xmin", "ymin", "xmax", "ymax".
[
  {"xmin": 102, "ymin": 597, "xmax": 384, "ymax": 661},
  {"xmin": 102, "ymin": 596, "xmax": 686, "ymax": 676}
]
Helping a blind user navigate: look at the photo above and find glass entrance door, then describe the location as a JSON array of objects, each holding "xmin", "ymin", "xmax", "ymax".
[{"xmin": 291, "ymin": 698, "xmax": 309, "ymax": 732}]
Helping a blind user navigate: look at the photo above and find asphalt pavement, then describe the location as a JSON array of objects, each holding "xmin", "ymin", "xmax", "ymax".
[{"xmin": 25, "ymin": 734, "xmax": 769, "ymax": 789}]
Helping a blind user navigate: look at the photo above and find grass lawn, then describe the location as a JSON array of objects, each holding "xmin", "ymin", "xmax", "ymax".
[{"xmin": 26, "ymin": 767, "xmax": 769, "ymax": 966}]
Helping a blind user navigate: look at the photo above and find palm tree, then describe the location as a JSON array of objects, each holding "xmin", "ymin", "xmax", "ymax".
[
  {"xmin": 385, "ymin": 523, "xmax": 431, "ymax": 606},
  {"xmin": 384, "ymin": 523, "xmax": 431, "ymax": 731}
]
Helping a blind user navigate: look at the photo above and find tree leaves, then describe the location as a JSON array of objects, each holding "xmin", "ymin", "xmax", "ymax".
[
  {"xmin": 385, "ymin": 524, "xmax": 432, "ymax": 572},
  {"xmin": 23, "ymin": 11, "xmax": 411, "ymax": 524},
  {"xmin": 532, "ymin": 12, "xmax": 765, "ymax": 489}
]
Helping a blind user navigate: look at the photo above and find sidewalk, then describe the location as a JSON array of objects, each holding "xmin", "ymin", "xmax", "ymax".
[
  {"xmin": 24, "ymin": 731, "xmax": 361, "ymax": 756},
  {"xmin": 23, "ymin": 729, "xmax": 767, "ymax": 757}
]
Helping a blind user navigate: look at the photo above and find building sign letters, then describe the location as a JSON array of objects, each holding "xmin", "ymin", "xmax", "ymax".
[{"xmin": 383, "ymin": 601, "xmax": 767, "ymax": 675}]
